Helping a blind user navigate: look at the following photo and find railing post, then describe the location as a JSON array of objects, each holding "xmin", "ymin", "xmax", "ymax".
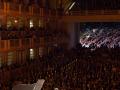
[
  {"xmin": 40, "ymin": 8, "xmax": 42, "ymax": 16},
  {"xmin": 3, "ymin": 2, "xmax": 6, "ymax": 14},
  {"xmin": 5, "ymin": 40, "xmax": 8, "ymax": 51},
  {"xmin": 3, "ymin": 2, "xmax": 7, "ymax": 26},
  {"xmin": 19, "ymin": 4, "xmax": 21, "ymax": 15},
  {"xmin": 29, "ymin": 6, "xmax": 32, "ymax": 16},
  {"xmin": 31, "ymin": 6, "xmax": 33, "ymax": 16},
  {"xmin": 7, "ymin": 2, "xmax": 9, "ymax": 14}
]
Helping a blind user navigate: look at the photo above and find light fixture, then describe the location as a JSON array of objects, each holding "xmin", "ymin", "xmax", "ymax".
[
  {"xmin": 14, "ymin": 20, "xmax": 18, "ymax": 23},
  {"xmin": 69, "ymin": 2, "xmax": 76, "ymax": 10},
  {"xmin": 30, "ymin": 20, "xmax": 33, "ymax": 28}
]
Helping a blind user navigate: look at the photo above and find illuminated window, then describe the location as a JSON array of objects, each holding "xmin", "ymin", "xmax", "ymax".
[
  {"xmin": 19, "ymin": 17, "xmax": 24, "ymax": 28},
  {"xmin": 8, "ymin": 52, "xmax": 14, "ymax": 65},
  {"xmin": 7, "ymin": 20, "xmax": 12, "ymax": 28},
  {"xmin": 30, "ymin": 20, "xmax": 33, "ymax": 28},
  {"xmin": 30, "ymin": 49, "xmax": 34, "ymax": 59},
  {"xmin": 39, "ymin": 20, "xmax": 41, "ymax": 27}
]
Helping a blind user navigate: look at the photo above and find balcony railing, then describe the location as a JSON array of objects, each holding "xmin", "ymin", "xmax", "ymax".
[
  {"xmin": 67, "ymin": 10, "xmax": 120, "ymax": 16},
  {"xmin": 0, "ymin": 30, "xmax": 44, "ymax": 40},
  {"xmin": 0, "ymin": 2, "xmax": 46, "ymax": 17},
  {"xmin": 33, "ymin": 7, "xmax": 40, "ymax": 14},
  {"xmin": 0, "ymin": 2, "xmax": 58, "ymax": 18},
  {"xmin": 22, "ymin": 6, "xmax": 29, "ymax": 12}
]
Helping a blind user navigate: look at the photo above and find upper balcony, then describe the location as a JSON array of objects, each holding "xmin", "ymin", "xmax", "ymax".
[
  {"xmin": 2, "ymin": 2, "xmax": 120, "ymax": 23},
  {"xmin": 61, "ymin": 10, "xmax": 120, "ymax": 22}
]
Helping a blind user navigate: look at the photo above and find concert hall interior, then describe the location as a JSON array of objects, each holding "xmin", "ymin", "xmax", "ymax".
[{"xmin": 0, "ymin": 0, "xmax": 120, "ymax": 90}]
